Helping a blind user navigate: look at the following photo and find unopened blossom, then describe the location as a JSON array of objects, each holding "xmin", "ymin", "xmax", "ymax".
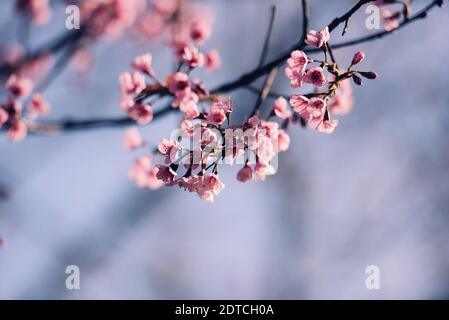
[
  {"xmin": 237, "ymin": 164, "xmax": 253, "ymax": 183},
  {"xmin": 303, "ymin": 67, "xmax": 327, "ymax": 87},
  {"xmin": 27, "ymin": 93, "xmax": 51, "ymax": 117},
  {"xmin": 352, "ymin": 51, "xmax": 365, "ymax": 66},
  {"xmin": 158, "ymin": 139, "xmax": 180, "ymax": 164},
  {"xmin": 132, "ymin": 53, "xmax": 154, "ymax": 76},
  {"xmin": 127, "ymin": 103, "xmax": 153, "ymax": 125},
  {"xmin": 305, "ymin": 27, "xmax": 330, "ymax": 48},
  {"xmin": 277, "ymin": 130, "xmax": 291, "ymax": 152},
  {"xmin": 122, "ymin": 128, "xmax": 144, "ymax": 151},
  {"xmin": 289, "ymin": 95, "xmax": 309, "ymax": 113},
  {"xmin": 6, "ymin": 75, "xmax": 33, "ymax": 98},
  {"xmin": 190, "ymin": 21, "xmax": 212, "ymax": 44},
  {"xmin": 119, "ymin": 72, "xmax": 146, "ymax": 96},
  {"xmin": 273, "ymin": 97, "xmax": 292, "ymax": 119},
  {"xmin": 205, "ymin": 50, "xmax": 222, "ymax": 71},
  {"xmin": 7, "ymin": 120, "xmax": 28, "ymax": 142}
]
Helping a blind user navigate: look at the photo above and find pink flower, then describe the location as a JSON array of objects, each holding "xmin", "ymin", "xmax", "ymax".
[
  {"xmin": 158, "ymin": 139, "xmax": 180, "ymax": 164},
  {"xmin": 254, "ymin": 161, "xmax": 276, "ymax": 181},
  {"xmin": 180, "ymin": 46, "xmax": 205, "ymax": 68},
  {"xmin": 153, "ymin": 0, "xmax": 177, "ymax": 16},
  {"xmin": 237, "ymin": 164, "xmax": 253, "ymax": 183},
  {"xmin": 190, "ymin": 21, "xmax": 212, "ymax": 44},
  {"xmin": 27, "ymin": 93, "xmax": 51, "ymax": 117},
  {"xmin": 127, "ymin": 103, "xmax": 153, "ymax": 125},
  {"xmin": 0, "ymin": 108, "xmax": 9, "ymax": 128},
  {"xmin": 277, "ymin": 130, "xmax": 290, "ymax": 152},
  {"xmin": 122, "ymin": 128, "xmax": 144, "ymax": 151},
  {"xmin": 207, "ymin": 108, "xmax": 227, "ymax": 126},
  {"xmin": 146, "ymin": 167, "xmax": 164, "ymax": 190},
  {"xmin": 129, "ymin": 155, "xmax": 152, "ymax": 187},
  {"xmin": 155, "ymin": 165, "xmax": 177, "ymax": 184},
  {"xmin": 351, "ymin": 51, "xmax": 365, "ymax": 65},
  {"xmin": 8, "ymin": 120, "xmax": 28, "ymax": 142},
  {"xmin": 315, "ymin": 119, "xmax": 339, "ymax": 134},
  {"xmin": 289, "ymin": 95, "xmax": 309, "ymax": 113},
  {"xmin": 303, "ymin": 67, "xmax": 327, "ymax": 86},
  {"xmin": 284, "ymin": 67, "xmax": 304, "ymax": 88},
  {"xmin": 273, "ymin": 97, "xmax": 292, "ymax": 119},
  {"xmin": 119, "ymin": 72, "xmax": 146, "ymax": 96},
  {"xmin": 167, "ymin": 72, "xmax": 191, "ymax": 97},
  {"xmin": 305, "ymin": 27, "xmax": 330, "ymax": 48},
  {"xmin": 6, "ymin": 75, "xmax": 33, "ymax": 98},
  {"xmin": 287, "ymin": 50, "xmax": 308, "ymax": 73},
  {"xmin": 132, "ymin": 53, "xmax": 154, "ymax": 76},
  {"xmin": 306, "ymin": 98, "xmax": 326, "ymax": 118},
  {"xmin": 205, "ymin": 50, "xmax": 222, "ymax": 71}
]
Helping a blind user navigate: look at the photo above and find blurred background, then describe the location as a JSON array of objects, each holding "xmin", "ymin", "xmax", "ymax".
[{"xmin": 0, "ymin": 0, "xmax": 449, "ymax": 299}]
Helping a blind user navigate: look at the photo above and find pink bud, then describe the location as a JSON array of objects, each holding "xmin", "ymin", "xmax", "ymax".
[{"xmin": 352, "ymin": 51, "xmax": 365, "ymax": 65}]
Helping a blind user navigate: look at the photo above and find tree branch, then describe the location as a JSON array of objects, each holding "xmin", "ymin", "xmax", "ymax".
[{"xmin": 18, "ymin": 0, "xmax": 441, "ymax": 134}]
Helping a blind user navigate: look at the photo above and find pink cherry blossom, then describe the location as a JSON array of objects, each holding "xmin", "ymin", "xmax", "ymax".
[
  {"xmin": 277, "ymin": 129, "xmax": 291, "ymax": 152},
  {"xmin": 0, "ymin": 108, "xmax": 9, "ymax": 128},
  {"xmin": 27, "ymin": 93, "xmax": 51, "ymax": 117},
  {"xmin": 7, "ymin": 120, "xmax": 28, "ymax": 142},
  {"xmin": 237, "ymin": 164, "xmax": 253, "ymax": 183},
  {"xmin": 155, "ymin": 165, "xmax": 177, "ymax": 184},
  {"xmin": 129, "ymin": 155, "xmax": 152, "ymax": 187},
  {"xmin": 180, "ymin": 46, "xmax": 205, "ymax": 68},
  {"xmin": 284, "ymin": 66, "xmax": 304, "ymax": 88},
  {"xmin": 158, "ymin": 139, "xmax": 180, "ymax": 164},
  {"xmin": 190, "ymin": 21, "xmax": 212, "ymax": 44},
  {"xmin": 305, "ymin": 27, "xmax": 330, "ymax": 48},
  {"xmin": 303, "ymin": 67, "xmax": 327, "ymax": 86},
  {"xmin": 6, "ymin": 75, "xmax": 33, "ymax": 98},
  {"xmin": 127, "ymin": 103, "xmax": 153, "ymax": 125},
  {"xmin": 254, "ymin": 161, "xmax": 276, "ymax": 181},
  {"xmin": 122, "ymin": 128, "xmax": 144, "ymax": 151},
  {"xmin": 207, "ymin": 108, "xmax": 227, "ymax": 126},
  {"xmin": 167, "ymin": 72, "xmax": 191, "ymax": 97},
  {"xmin": 289, "ymin": 95, "xmax": 309, "ymax": 113},
  {"xmin": 315, "ymin": 119, "xmax": 339, "ymax": 134},
  {"xmin": 287, "ymin": 50, "xmax": 309, "ymax": 73},
  {"xmin": 132, "ymin": 53, "xmax": 154, "ymax": 76},
  {"xmin": 205, "ymin": 50, "xmax": 222, "ymax": 71},
  {"xmin": 273, "ymin": 97, "xmax": 292, "ymax": 119},
  {"xmin": 328, "ymin": 79, "xmax": 354, "ymax": 116},
  {"xmin": 119, "ymin": 72, "xmax": 146, "ymax": 96}
]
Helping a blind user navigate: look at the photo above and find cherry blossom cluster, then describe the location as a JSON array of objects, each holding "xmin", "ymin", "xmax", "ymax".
[
  {"xmin": 0, "ymin": 75, "xmax": 51, "ymax": 141},
  {"xmin": 284, "ymin": 28, "xmax": 377, "ymax": 134},
  {"xmin": 124, "ymin": 96, "xmax": 291, "ymax": 202}
]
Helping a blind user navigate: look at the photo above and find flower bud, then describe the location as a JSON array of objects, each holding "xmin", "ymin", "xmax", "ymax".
[
  {"xmin": 351, "ymin": 51, "xmax": 365, "ymax": 65},
  {"xmin": 359, "ymin": 71, "xmax": 378, "ymax": 80},
  {"xmin": 352, "ymin": 74, "xmax": 363, "ymax": 86}
]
